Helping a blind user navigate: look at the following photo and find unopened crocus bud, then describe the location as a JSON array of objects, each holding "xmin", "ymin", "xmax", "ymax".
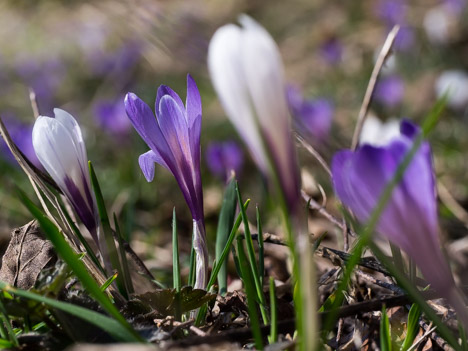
[
  {"xmin": 332, "ymin": 120, "xmax": 468, "ymax": 324},
  {"xmin": 208, "ymin": 15, "xmax": 300, "ymax": 211},
  {"xmin": 32, "ymin": 109, "xmax": 99, "ymax": 244}
]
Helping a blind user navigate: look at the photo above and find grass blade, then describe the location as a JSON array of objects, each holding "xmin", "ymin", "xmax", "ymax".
[
  {"xmin": 195, "ymin": 199, "xmax": 250, "ymax": 326},
  {"xmin": 17, "ymin": 188, "xmax": 143, "ymax": 342},
  {"xmin": 100, "ymin": 273, "xmax": 118, "ymax": 293},
  {"xmin": 188, "ymin": 248, "xmax": 196, "ymax": 287},
  {"xmin": 401, "ymin": 303, "xmax": 421, "ymax": 351},
  {"xmin": 172, "ymin": 208, "xmax": 181, "ymax": 292},
  {"xmin": 0, "ymin": 297, "xmax": 18, "ymax": 347},
  {"xmin": 235, "ymin": 182, "xmax": 269, "ymax": 324},
  {"xmin": 89, "ymin": 162, "xmax": 128, "ymax": 299},
  {"xmin": 215, "ymin": 178, "xmax": 237, "ymax": 295},
  {"xmin": 268, "ymin": 277, "xmax": 278, "ymax": 344},
  {"xmin": 113, "ymin": 213, "xmax": 134, "ymax": 295},
  {"xmin": 236, "ymin": 237, "xmax": 264, "ymax": 350},
  {"xmin": 380, "ymin": 306, "xmax": 392, "ymax": 351},
  {"xmin": 257, "ymin": 206, "xmax": 264, "ymax": 286},
  {"xmin": 0, "ymin": 281, "xmax": 140, "ymax": 342}
]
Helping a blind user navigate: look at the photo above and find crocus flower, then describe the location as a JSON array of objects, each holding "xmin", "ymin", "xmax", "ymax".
[
  {"xmin": 287, "ymin": 85, "xmax": 333, "ymax": 146},
  {"xmin": 319, "ymin": 38, "xmax": 343, "ymax": 65},
  {"xmin": 32, "ymin": 109, "xmax": 99, "ymax": 245},
  {"xmin": 94, "ymin": 98, "xmax": 132, "ymax": 135},
  {"xmin": 205, "ymin": 141, "xmax": 243, "ymax": 182},
  {"xmin": 374, "ymin": 75, "xmax": 405, "ymax": 108},
  {"xmin": 208, "ymin": 15, "xmax": 300, "ymax": 212},
  {"xmin": 359, "ymin": 115, "xmax": 400, "ymax": 146},
  {"xmin": 124, "ymin": 75, "xmax": 208, "ymax": 290},
  {"xmin": 435, "ymin": 70, "xmax": 468, "ymax": 110},
  {"xmin": 332, "ymin": 120, "xmax": 468, "ymax": 321}
]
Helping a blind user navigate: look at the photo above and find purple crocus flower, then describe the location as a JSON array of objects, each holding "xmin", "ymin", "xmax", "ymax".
[
  {"xmin": 374, "ymin": 75, "xmax": 405, "ymax": 108},
  {"xmin": 124, "ymin": 74, "xmax": 208, "ymax": 290},
  {"xmin": 319, "ymin": 38, "xmax": 343, "ymax": 65},
  {"xmin": 1, "ymin": 116, "xmax": 41, "ymax": 168},
  {"xmin": 94, "ymin": 98, "xmax": 132, "ymax": 135},
  {"xmin": 205, "ymin": 141, "xmax": 243, "ymax": 181},
  {"xmin": 32, "ymin": 109, "xmax": 99, "ymax": 246},
  {"xmin": 287, "ymin": 86, "xmax": 333, "ymax": 145},
  {"xmin": 375, "ymin": 0, "xmax": 407, "ymax": 25},
  {"xmin": 332, "ymin": 120, "xmax": 468, "ymax": 322}
]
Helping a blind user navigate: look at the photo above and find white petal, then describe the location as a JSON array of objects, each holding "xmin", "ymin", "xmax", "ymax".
[
  {"xmin": 239, "ymin": 15, "xmax": 293, "ymax": 176},
  {"xmin": 53, "ymin": 108, "xmax": 88, "ymax": 169},
  {"xmin": 207, "ymin": 23, "xmax": 267, "ymax": 172},
  {"xmin": 435, "ymin": 70, "xmax": 468, "ymax": 109},
  {"xmin": 32, "ymin": 114, "xmax": 90, "ymax": 205},
  {"xmin": 360, "ymin": 116, "xmax": 401, "ymax": 146}
]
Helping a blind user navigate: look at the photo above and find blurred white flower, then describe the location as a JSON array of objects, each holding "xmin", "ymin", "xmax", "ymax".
[
  {"xmin": 360, "ymin": 115, "xmax": 401, "ymax": 146},
  {"xmin": 435, "ymin": 70, "xmax": 468, "ymax": 109}
]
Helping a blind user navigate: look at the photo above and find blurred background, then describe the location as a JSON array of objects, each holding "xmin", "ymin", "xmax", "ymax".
[{"xmin": 0, "ymin": 0, "xmax": 467, "ymax": 283}]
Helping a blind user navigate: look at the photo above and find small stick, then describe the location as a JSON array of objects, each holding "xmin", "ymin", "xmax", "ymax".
[
  {"xmin": 351, "ymin": 25, "xmax": 400, "ymax": 150},
  {"xmin": 296, "ymin": 134, "xmax": 332, "ymax": 177},
  {"xmin": 29, "ymin": 88, "xmax": 40, "ymax": 119}
]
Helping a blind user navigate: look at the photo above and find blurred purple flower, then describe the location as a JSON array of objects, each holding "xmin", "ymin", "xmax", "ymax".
[
  {"xmin": 94, "ymin": 98, "xmax": 132, "ymax": 135},
  {"xmin": 87, "ymin": 41, "xmax": 141, "ymax": 76},
  {"xmin": 0, "ymin": 116, "xmax": 41, "ymax": 168},
  {"xmin": 332, "ymin": 120, "xmax": 468, "ymax": 322},
  {"xmin": 393, "ymin": 25, "xmax": 415, "ymax": 51},
  {"xmin": 205, "ymin": 141, "xmax": 243, "ymax": 181},
  {"xmin": 287, "ymin": 86, "xmax": 333, "ymax": 145},
  {"xmin": 443, "ymin": 0, "xmax": 466, "ymax": 13},
  {"xmin": 375, "ymin": 0, "xmax": 407, "ymax": 25},
  {"xmin": 125, "ymin": 74, "xmax": 208, "ymax": 289},
  {"xmin": 15, "ymin": 57, "xmax": 64, "ymax": 115},
  {"xmin": 32, "ymin": 109, "xmax": 99, "ymax": 246},
  {"xmin": 319, "ymin": 38, "xmax": 343, "ymax": 65},
  {"xmin": 374, "ymin": 75, "xmax": 405, "ymax": 108}
]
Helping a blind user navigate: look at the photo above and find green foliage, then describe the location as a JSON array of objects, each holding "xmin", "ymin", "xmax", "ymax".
[
  {"xmin": 17, "ymin": 188, "xmax": 143, "ymax": 342},
  {"xmin": 401, "ymin": 303, "xmax": 421, "ymax": 351},
  {"xmin": 380, "ymin": 306, "xmax": 392, "ymax": 351},
  {"xmin": 215, "ymin": 178, "xmax": 237, "ymax": 295}
]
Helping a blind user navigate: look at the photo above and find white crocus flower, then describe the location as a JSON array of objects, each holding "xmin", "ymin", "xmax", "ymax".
[
  {"xmin": 208, "ymin": 15, "xmax": 300, "ymax": 210},
  {"xmin": 435, "ymin": 70, "xmax": 468, "ymax": 110},
  {"xmin": 32, "ymin": 108, "xmax": 99, "ymax": 245},
  {"xmin": 360, "ymin": 115, "xmax": 401, "ymax": 146}
]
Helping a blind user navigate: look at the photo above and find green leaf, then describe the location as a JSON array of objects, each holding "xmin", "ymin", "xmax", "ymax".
[
  {"xmin": 215, "ymin": 178, "xmax": 237, "ymax": 296},
  {"xmin": 0, "ymin": 281, "xmax": 141, "ymax": 342},
  {"xmin": 380, "ymin": 306, "xmax": 392, "ymax": 351},
  {"xmin": 89, "ymin": 162, "xmax": 128, "ymax": 299},
  {"xmin": 236, "ymin": 237, "xmax": 263, "ymax": 350},
  {"xmin": 268, "ymin": 277, "xmax": 277, "ymax": 344},
  {"xmin": 100, "ymin": 273, "xmax": 118, "ymax": 293},
  {"xmin": 113, "ymin": 214, "xmax": 134, "ymax": 294},
  {"xmin": 17, "ymin": 188, "xmax": 143, "ymax": 342},
  {"xmin": 401, "ymin": 303, "xmax": 421, "ymax": 351},
  {"xmin": 235, "ymin": 182, "xmax": 269, "ymax": 324},
  {"xmin": 257, "ymin": 206, "xmax": 264, "ymax": 286}
]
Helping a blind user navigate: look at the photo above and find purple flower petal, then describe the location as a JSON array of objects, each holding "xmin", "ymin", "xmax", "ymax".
[
  {"xmin": 139, "ymin": 150, "xmax": 168, "ymax": 182},
  {"xmin": 186, "ymin": 74, "xmax": 202, "ymax": 126},
  {"xmin": 156, "ymin": 85, "xmax": 185, "ymax": 119}
]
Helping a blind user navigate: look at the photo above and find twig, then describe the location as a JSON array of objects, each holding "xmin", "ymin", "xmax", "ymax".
[
  {"xmin": 407, "ymin": 322, "xmax": 436, "ymax": 351},
  {"xmin": 296, "ymin": 134, "xmax": 332, "ymax": 177},
  {"xmin": 351, "ymin": 25, "xmax": 400, "ymax": 150},
  {"xmin": 302, "ymin": 191, "xmax": 356, "ymax": 237},
  {"xmin": 29, "ymin": 88, "xmax": 40, "ymax": 118}
]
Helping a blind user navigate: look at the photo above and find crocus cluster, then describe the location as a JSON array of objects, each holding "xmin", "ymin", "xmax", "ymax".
[
  {"xmin": 208, "ymin": 15, "xmax": 301, "ymax": 212},
  {"xmin": 32, "ymin": 109, "xmax": 100, "ymax": 246},
  {"xmin": 332, "ymin": 120, "xmax": 467, "ymax": 320},
  {"xmin": 124, "ymin": 75, "xmax": 208, "ymax": 290}
]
